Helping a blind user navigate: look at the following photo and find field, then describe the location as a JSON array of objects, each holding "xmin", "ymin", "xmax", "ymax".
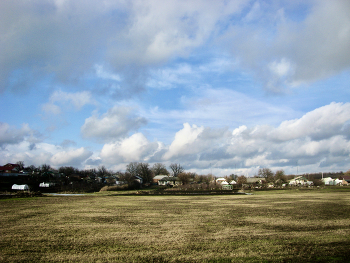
[{"xmin": 1, "ymin": 188, "xmax": 350, "ymax": 262}]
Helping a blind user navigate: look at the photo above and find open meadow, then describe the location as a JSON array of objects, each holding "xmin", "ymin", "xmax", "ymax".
[{"xmin": 1, "ymin": 188, "xmax": 350, "ymax": 262}]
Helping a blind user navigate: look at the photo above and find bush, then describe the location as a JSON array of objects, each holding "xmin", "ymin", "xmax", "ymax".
[{"xmin": 312, "ymin": 179, "xmax": 324, "ymax": 187}]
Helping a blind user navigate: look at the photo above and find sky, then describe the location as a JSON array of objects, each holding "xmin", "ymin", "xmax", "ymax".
[{"xmin": 1, "ymin": 0, "xmax": 350, "ymax": 177}]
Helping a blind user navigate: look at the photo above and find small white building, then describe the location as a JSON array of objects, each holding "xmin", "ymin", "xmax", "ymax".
[
  {"xmin": 39, "ymin": 182, "xmax": 55, "ymax": 187},
  {"xmin": 12, "ymin": 184, "xmax": 29, "ymax": 190}
]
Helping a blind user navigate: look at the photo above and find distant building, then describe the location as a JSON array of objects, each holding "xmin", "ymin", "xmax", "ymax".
[
  {"xmin": 153, "ymin": 175, "xmax": 168, "ymax": 184},
  {"xmin": 289, "ymin": 176, "xmax": 313, "ymax": 186},
  {"xmin": 12, "ymin": 184, "xmax": 29, "ymax": 190},
  {"xmin": 0, "ymin": 163, "xmax": 20, "ymax": 174},
  {"xmin": 158, "ymin": 177, "xmax": 180, "ymax": 186}
]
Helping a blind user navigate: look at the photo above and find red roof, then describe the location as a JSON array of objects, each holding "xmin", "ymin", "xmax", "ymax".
[
  {"xmin": 341, "ymin": 175, "xmax": 350, "ymax": 180},
  {"xmin": 0, "ymin": 163, "xmax": 20, "ymax": 172}
]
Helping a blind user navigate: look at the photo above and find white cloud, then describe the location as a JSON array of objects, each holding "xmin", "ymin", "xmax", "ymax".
[
  {"xmin": 163, "ymin": 123, "xmax": 204, "ymax": 160},
  {"xmin": 81, "ymin": 106, "xmax": 147, "ymax": 142},
  {"xmin": 42, "ymin": 90, "xmax": 95, "ymax": 115},
  {"xmin": 0, "ymin": 122, "xmax": 41, "ymax": 147},
  {"xmin": 268, "ymin": 58, "xmax": 293, "ymax": 78},
  {"xmin": 95, "ymin": 64, "xmax": 121, "ymax": 81},
  {"xmin": 50, "ymin": 147, "xmax": 93, "ymax": 167},
  {"xmin": 221, "ymin": 0, "xmax": 350, "ymax": 91},
  {"xmin": 100, "ymin": 133, "xmax": 159, "ymax": 163},
  {"xmin": 270, "ymin": 102, "xmax": 350, "ymax": 141},
  {"xmin": 0, "ymin": 0, "xmax": 249, "ymax": 93},
  {"xmin": 108, "ymin": 0, "xmax": 248, "ymax": 66},
  {"xmin": 1, "ymin": 102, "xmax": 349, "ymax": 175},
  {"xmin": 155, "ymin": 102, "xmax": 350, "ymax": 175},
  {"xmin": 0, "ymin": 141, "xmax": 92, "ymax": 168}
]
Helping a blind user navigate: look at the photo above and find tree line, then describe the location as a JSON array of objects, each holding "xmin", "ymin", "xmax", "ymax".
[{"xmin": 5, "ymin": 161, "xmax": 349, "ymax": 192}]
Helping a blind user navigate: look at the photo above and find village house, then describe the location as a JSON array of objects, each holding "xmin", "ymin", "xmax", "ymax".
[
  {"xmin": 321, "ymin": 177, "xmax": 344, "ymax": 185},
  {"xmin": 339, "ymin": 175, "xmax": 350, "ymax": 184},
  {"xmin": 289, "ymin": 176, "xmax": 313, "ymax": 186},
  {"xmin": 153, "ymin": 175, "xmax": 168, "ymax": 184},
  {"xmin": 158, "ymin": 177, "xmax": 180, "ymax": 186},
  {"xmin": 0, "ymin": 163, "xmax": 20, "ymax": 174},
  {"xmin": 246, "ymin": 177, "xmax": 265, "ymax": 185},
  {"xmin": 216, "ymin": 177, "xmax": 237, "ymax": 185}
]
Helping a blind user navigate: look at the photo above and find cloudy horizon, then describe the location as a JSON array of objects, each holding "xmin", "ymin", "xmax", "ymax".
[{"xmin": 1, "ymin": 0, "xmax": 350, "ymax": 176}]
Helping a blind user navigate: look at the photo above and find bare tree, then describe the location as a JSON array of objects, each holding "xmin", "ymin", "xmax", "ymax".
[
  {"xmin": 40, "ymin": 164, "xmax": 51, "ymax": 173},
  {"xmin": 237, "ymin": 175, "xmax": 247, "ymax": 186},
  {"xmin": 274, "ymin": 170, "xmax": 287, "ymax": 185},
  {"xmin": 16, "ymin": 161, "xmax": 25, "ymax": 171},
  {"xmin": 169, "ymin": 163, "xmax": 184, "ymax": 177},
  {"xmin": 137, "ymin": 163, "xmax": 154, "ymax": 185},
  {"xmin": 118, "ymin": 172, "xmax": 140, "ymax": 189},
  {"xmin": 151, "ymin": 163, "xmax": 169, "ymax": 175},
  {"xmin": 258, "ymin": 168, "xmax": 274, "ymax": 183},
  {"xmin": 178, "ymin": 172, "xmax": 191, "ymax": 185},
  {"xmin": 97, "ymin": 166, "xmax": 111, "ymax": 183},
  {"xmin": 126, "ymin": 162, "xmax": 140, "ymax": 176}
]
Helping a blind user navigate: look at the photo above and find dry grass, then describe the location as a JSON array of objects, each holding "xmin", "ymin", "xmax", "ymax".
[{"xmin": 1, "ymin": 189, "xmax": 350, "ymax": 262}]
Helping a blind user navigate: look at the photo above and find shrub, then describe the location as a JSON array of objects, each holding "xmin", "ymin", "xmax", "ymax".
[
  {"xmin": 312, "ymin": 179, "xmax": 324, "ymax": 187},
  {"xmin": 99, "ymin": 185, "xmax": 129, "ymax": 192}
]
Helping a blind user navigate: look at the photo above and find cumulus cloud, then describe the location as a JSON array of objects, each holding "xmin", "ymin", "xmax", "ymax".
[
  {"xmin": 1, "ymin": 102, "xmax": 349, "ymax": 174},
  {"xmin": 163, "ymin": 123, "xmax": 204, "ymax": 160},
  {"xmin": 270, "ymin": 102, "xmax": 350, "ymax": 141},
  {"xmin": 163, "ymin": 123, "xmax": 230, "ymax": 160},
  {"xmin": 100, "ymin": 133, "xmax": 160, "ymax": 163},
  {"xmin": 81, "ymin": 106, "xmax": 148, "ymax": 142},
  {"xmin": 156, "ymin": 102, "xmax": 350, "ymax": 174},
  {"xmin": 50, "ymin": 147, "xmax": 93, "ymax": 167},
  {"xmin": 0, "ymin": 141, "xmax": 92, "ymax": 168},
  {"xmin": 0, "ymin": 122, "xmax": 41, "ymax": 147}
]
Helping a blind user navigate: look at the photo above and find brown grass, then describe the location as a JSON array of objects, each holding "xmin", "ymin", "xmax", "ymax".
[{"xmin": 1, "ymin": 189, "xmax": 350, "ymax": 262}]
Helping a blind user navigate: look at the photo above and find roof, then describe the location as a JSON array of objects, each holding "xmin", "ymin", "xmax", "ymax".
[
  {"xmin": 289, "ymin": 176, "xmax": 308, "ymax": 182},
  {"xmin": 0, "ymin": 163, "xmax": 20, "ymax": 172},
  {"xmin": 246, "ymin": 177, "xmax": 265, "ymax": 183},
  {"xmin": 159, "ymin": 176, "xmax": 179, "ymax": 181},
  {"xmin": 340, "ymin": 175, "xmax": 350, "ymax": 180},
  {"xmin": 153, "ymin": 175, "xmax": 168, "ymax": 180},
  {"xmin": 12, "ymin": 184, "xmax": 29, "ymax": 190}
]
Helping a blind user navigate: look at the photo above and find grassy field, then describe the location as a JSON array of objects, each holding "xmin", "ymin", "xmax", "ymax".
[{"xmin": 1, "ymin": 188, "xmax": 350, "ymax": 262}]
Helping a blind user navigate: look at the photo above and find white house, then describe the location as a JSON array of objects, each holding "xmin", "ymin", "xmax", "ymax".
[
  {"xmin": 158, "ymin": 177, "xmax": 180, "ymax": 186},
  {"xmin": 334, "ymin": 179, "xmax": 343, "ymax": 185},
  {"xmin": 322, "ymin": 177, "xmax": 343, "ymax": 185},
  {"xmin": 322, "ymin": 177, "xmax": 334, "ymax": 185},
  {"xmin": 153, "ymin": 175, "xmax": 168, "ymax": 184},
  {"xmin": 289, "ymin": 176, "xmax": 313, "ymax": 186}
]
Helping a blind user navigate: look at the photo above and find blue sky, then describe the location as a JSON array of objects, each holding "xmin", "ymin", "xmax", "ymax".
[{"xmin": 1, "ymin": 0, "xmax": 350, "ymax": 176}]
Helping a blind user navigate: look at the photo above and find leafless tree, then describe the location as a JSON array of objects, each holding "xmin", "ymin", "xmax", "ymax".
[{"xmin": 169, "ymin": 163, "xmax": 184, "ymax": 177}]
